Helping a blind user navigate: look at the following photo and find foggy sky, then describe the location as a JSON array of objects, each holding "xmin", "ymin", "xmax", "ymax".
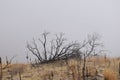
[{"xmin": 0, "ymin": 0, "xmax": 120, "ymax": 62}]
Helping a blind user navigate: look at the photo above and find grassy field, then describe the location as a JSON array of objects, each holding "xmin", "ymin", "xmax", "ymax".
[{"xmin": 1, "ymin": 56, "xmax": 120, "ymax": 80}]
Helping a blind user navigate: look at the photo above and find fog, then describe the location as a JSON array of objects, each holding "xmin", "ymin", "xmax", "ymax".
[{"xmin": 0, "ymin": 0, "xmax": 120, "ymax": 62}]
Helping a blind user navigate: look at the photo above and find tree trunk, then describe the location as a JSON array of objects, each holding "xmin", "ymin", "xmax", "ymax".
[
  {"xmin": 82, "ymin": 54, "xmax": 86, "ymax": 80},
  {"xmin": 119, "ymin": 63, "xmax": 120, "ymax": 76},
  {"xmin": 19, "ymin": 71, "xmax": 21, "ymax": 80},
  {"xmin": 10, "ymin": 71, "xmax": 13, "ymax": 80},
  {"xmin": 0, "ymin": 57, "xmax": 2, "ymax": 80}
]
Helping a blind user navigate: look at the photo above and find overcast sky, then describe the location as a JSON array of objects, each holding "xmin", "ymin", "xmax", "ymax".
[{"xmin": 0, "ymin": 0, "xmax": 120, "ymax": 62}]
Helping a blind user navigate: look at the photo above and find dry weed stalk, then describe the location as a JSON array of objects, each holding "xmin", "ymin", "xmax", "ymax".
[{"xmin": 66, "ymin": 59, "xmax": 81, "ymax": 80}]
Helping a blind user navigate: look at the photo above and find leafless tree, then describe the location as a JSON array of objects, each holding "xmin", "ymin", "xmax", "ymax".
[
  {"xmin": 3, "ymin": 56, "xmax": 16, "ymax": 70},
  {"xmin": 27, "ymin": 31, "xmax": 79, "ymax": 64},
  {"xmin": 27, "ymin": 32, "xmax": 105, "ymax": 80},
  {"xmin": 81, "ymin": 33, "xmax": 104, "ymax": 80},
  {"xmin": 0, "ymin": 56, "xmax": 16, "ymax": 80}
]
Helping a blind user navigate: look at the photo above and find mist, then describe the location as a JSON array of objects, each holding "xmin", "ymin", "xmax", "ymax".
[{"xmin": 0, "ymin": 0, "xmax": 120, "ymax": 62}]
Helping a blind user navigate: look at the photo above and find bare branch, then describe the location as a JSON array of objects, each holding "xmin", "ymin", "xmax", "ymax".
[{"xmin": 2, "ymin": 56, "xmax": 16, "ymax": 70}]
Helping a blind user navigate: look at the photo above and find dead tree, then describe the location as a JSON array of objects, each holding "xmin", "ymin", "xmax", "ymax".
[
  {"xmin": 81, "ymin": 33, "xmax": 103, "ymax": 80},
  {"xmin": 3, "ymin": 56, "xmax": 16, "ymax": 70},
  {"xmin": 27, "ymin": 31, "xmax": 79, "ymax": 64},
  {"xmin": 0, "ymin": 56, "xmax": 15, "ymax": 80}
]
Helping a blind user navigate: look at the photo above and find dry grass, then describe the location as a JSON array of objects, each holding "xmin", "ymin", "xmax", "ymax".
[
  {"xmin": 86, "ymin": 66, "xmax": 97, "ymax": 76},
  {"xmin": 2, "ymin": 56, "xmax": 120, "ymax": 80},
  {"xmin": 104, "ymin": 68, "xmax": 117, "ymax": 80}
]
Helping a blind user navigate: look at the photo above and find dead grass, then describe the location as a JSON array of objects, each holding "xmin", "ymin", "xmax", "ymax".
[
  {"xmin": 104, "ymin": 68, "xmax": 117, "ymax": 80},
  {"xmin": 2, "ymin": 56, "xmax": 120, "ymax": 80}
]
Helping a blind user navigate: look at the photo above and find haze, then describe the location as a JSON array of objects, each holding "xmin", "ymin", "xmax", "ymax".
[{"xmin": 0, "ymin": 0, "xmax": 120, "ymax": 62}]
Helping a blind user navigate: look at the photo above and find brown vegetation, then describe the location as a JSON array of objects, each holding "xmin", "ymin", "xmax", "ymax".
[
  {"xmin": 104, "ymin": 68, "xmax": 117, "ymax": 80},
  {"xmin": 1, "ymin": 56, "xmax": 120, "ymax": 80}
]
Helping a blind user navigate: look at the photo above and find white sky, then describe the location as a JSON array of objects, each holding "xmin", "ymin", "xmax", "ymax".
[{"xmin": 0, "ymin": 0, "xmax": 120, "ymax": 62}]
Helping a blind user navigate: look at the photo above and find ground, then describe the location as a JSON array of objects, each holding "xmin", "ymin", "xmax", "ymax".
[{"xmin": 1, "ymin": 56, "xmax": 120, "ymax": 80}]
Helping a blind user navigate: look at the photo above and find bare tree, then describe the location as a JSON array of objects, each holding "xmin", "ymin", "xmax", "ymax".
[
  {"xmin": 81, "ymin": 33, "xmax": 103, "ymax": 80},
  {"xmin": 0, "ymin": 56, "xmax": 15, "ymax": 80},
  {"xmin": 27, "ymin": 31, "xmax": 79, "ymax": 64},
  {"xmin": 27, "ymin": 32, "xmax": 105, "ymax": 80},
  {"xmin": 3, "ymin": 56, "xmax": 16, "ymax": 70}
]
